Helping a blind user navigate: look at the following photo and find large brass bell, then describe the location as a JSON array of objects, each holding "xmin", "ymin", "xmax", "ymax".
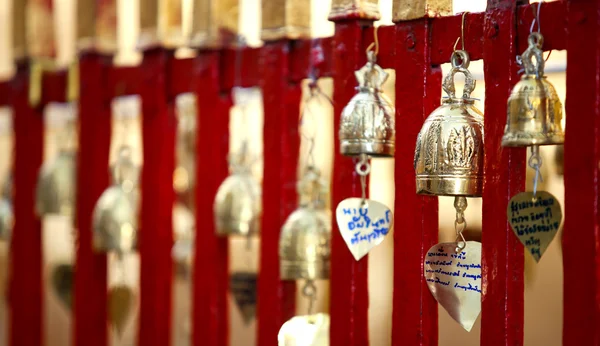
[
  {"xmin": 339, "ymin": 51, "xmax": 395, "ymax": 157},
  {"xmin": 214, "ymin": 149, "xmax": 261, "ymax": 237},
  {"xmin": 92, "ymin": 146, "xmax": 139, "ymax": 254},
  {"xmin": 279, "ymin": 168, "xmax": 330, "ymax": 280},
  {"xmin": 502, "ymin": 32, "xmax": 564, "ymax": 147},
  {"xmin": 414, "ymin": 50, "xmax": 484, "ymax": 197},
  {"xmin": 36, "ymin": 151, "xmax": 77, "ymax": 217}
]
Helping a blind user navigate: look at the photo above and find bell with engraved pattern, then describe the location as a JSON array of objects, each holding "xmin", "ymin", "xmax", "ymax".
[
  {"xmin": 414, "ymin": 50, "xmax": 484, "ymax": 197},
  {"xmin": 339, "ymin": 51, "xmax": 395, "ymax": 157},
  {"xmin": 214, "ymin": 149, "xmax": 261, "ymax": 237},
  {"xmin": 279, "ymin": 168, "xmax": 331, "ymax": 280},
  {"xmin": 502, "ymin": 32, "xmax": 564, "ymax": 147},
  {"xmin": 92, "ymin": 146, "xmax": 139, "ymax": 254}
]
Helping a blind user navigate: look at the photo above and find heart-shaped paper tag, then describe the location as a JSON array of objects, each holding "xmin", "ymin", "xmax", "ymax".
[
  {"xmin": 278, "ymin": 313, "xmax": 330, "ymax": 346},
  {"xmin": 335, "ymin": 198, "xmax": 393, "ymax": 261},
  {"xmin": 230, "ymin": 271, "xmax": 258, "ymax": 325},
  {"xmin": 424, "ymin": 241, "xmax": 482, "ymax": 332},
  {"xmin": 507, "ymin": 191, "xmax": 562, "ymax": 262},
  {"xmin": 108, "ymin": 285, "xmax": 135, "ymax": 337},
  {"xmin": 51, "ymin": 263, "xmax": 74, "ymax": 310}
]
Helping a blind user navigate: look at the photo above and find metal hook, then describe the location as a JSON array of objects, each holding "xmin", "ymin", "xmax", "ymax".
[
  {"xmin": 355, "ymin": 154, "xmax": 370, "ymax": 205},
  {"xmin": 528, "ymin": 145, "xmax": 544, "ymax": 197},
  {"xmin": 453, "ymin": 12, "xmax": 469, "ymax": 52},
  {"xmin": 302, "ymin": 280, "xmax": 317, "ymax": 315},
  {"xmin": 530, "ymin": 1, "xmax": 543, "ymax": 34},
  {"xmin": 453, "ymin": 196, "xmax": 468, "ymax": 253},
  {"xmin": 365, "ymin": 25, "xmax": 379, "ymax": 61}
]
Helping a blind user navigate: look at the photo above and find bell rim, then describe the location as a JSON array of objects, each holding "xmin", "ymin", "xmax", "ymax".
[
  {"xmin": 280, "ymin": 260, "xmax": 330, "ymax": 281},
  {"xmin": 340, "ymin": 140, "xmax": 395, "ymax": 158},
  {"xmin": 501, "ymin": 134, "xmax": 564, "ymax": 147},
  {"xmin": 416, "ymin": 176, "xmax": 482, "ymax": 198}
]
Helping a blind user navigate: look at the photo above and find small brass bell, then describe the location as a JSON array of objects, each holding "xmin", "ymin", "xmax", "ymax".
[
  {"xmin": 36, "ymin": 151, "xmax": 77, "ymax": 217},
  {"xmin": 214, "ymin": 148, "xmax": 261, "ymax": 237},
  {"xmin": 92, "ymin": 146, "xmax": 139, "ymax": 254},
  {"xmin": 339, "ymin": 51, "xmax": 395, "ymax": 157},
  {"xmin": 0, "ymin": 176, "xmax": 13, "ymax": 241},
  {"xmin": 502, "ymin": 33, "xmax": 564, "ymax": 147},
  {"xmin": 414, "ymin": 50, "xmax": 484, "ymax": 197},
  {"xmin": 279, "ymin": 168, "xmax": 330, "ymax": 280}
]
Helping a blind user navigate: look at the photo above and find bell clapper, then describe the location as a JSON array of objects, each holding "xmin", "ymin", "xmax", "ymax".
[
  {"xmin": 528, "ymin": 145, "xmax": 544, "ymax": 199},
  {"xmin": 302, "ymin": 280, "xmax": 318, "ymax": 323},
  {"xmin": 454, "ymin": 196, "xmax": 468, "ymax": 253},
  {"xmin": 356, "ymin": 154, "xmax": 370, "ymax": 206}
]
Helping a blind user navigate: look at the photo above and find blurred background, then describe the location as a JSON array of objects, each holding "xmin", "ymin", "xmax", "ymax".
[{"xmin": 0, "ymin": 0, "xmax": 565, "ymax": 345}]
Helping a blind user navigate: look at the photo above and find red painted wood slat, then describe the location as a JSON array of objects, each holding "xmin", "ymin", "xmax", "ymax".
[
  {"xmin": 329, "ymin": 21, "xmax": 370, "ymax": 346},
  {"xmin": 392, "ymin": 18, "xmax": 441, "ymax": 346},
  {"xmin": 9, "ymin": 65, "xmax": 44, "ymax": 346},
  {"xmin": 193, "ymin": 51, "xmax": 230, "ymax": 346},
  {"xmin": 74, "ymin": 53, "xmax": 111, "ymax": 346},
  {"xmin": 257, "ymin": 41, "xmax": 300, "ymax": 346},
  {"xmin": 481, "ymin": 1, "xmax": 526, "ymax": 345},
  {"xmin": 563, "ymin": 1, "xmax": 600, "ymax": 344},
  {"xmin": 139, "ymin": 49, "xmax": 176, "ymax": 346}
]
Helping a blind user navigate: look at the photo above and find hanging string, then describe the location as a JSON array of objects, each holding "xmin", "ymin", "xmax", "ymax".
[
  {"xmin": 453, "ymin": 12, "xmax": 469, "ymax": 52},
  {"xmin": 529, "ymin": 145, "xmax": 544, "ymax": 198},
  {"xmin": 530, "ymin": 1, "xmax": 542, "ymax": 34},
  {"xmin": 453, "ymin": 196, "xmax": 468, "ymax": 253}
]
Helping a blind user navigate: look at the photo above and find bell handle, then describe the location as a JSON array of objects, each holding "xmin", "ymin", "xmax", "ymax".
[
  {"xmin": 442, "ymin": 66, "xmax": 476, "ymax": 100},
  {"xmin": 521, "ymin": 33, "xmax": 545, "ymax": 78}
]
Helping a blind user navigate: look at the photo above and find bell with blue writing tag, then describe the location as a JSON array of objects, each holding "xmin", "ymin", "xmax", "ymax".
[
  {"xmin": 214, "ymin": 145, "xmax": 261, "ymax": 237},
  {"xmin": 279, "ymin": 167, "xmax": 331, "ymax": 280},
  {"xmin": 339, "ymin": 50, "xmax": 395, "ymax": 157},
  {"xmin": 502, "ymin": 32, "xmax": 564, "ymax": 148},
  {"xmin": 414, "ymin": 50, "xmax": 484, "ymax": 197}
]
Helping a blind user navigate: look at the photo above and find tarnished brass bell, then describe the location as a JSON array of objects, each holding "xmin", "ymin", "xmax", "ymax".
[
  {"xmin": 339, "ymin": 51, "xmax": 395, "ymax": 157},
  {"xmin": 214, "ymin": 150, "xmax": 261, "ymax": 237},
  {"xmin": 279, "ymin": 168, "xmax": 330, "ymax": 280},
  {"xmin": 36, "ymin": 150, "xmax": 76, "ymax": 217},
  {"xmin": 92, "ymin": 146, "xmax": 139, "ymax": 254},
  {"xmin": 502, "ymin": 33, "xmax": 564, "ymax": 147},
  {"xmin": 414, "ymin": 50, "xmax": 484, "ymax": 197}
]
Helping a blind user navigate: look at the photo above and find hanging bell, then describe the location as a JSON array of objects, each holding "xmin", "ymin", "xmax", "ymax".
[
  {"xmin": 214, "ymin": 149, "xmax": 261, "ymax": 237},
  {"xmin": 414, "ymin": 50, "xmax": 484, "ymax": 197},
  {"xmin": 35, "ymin": 150, "xmax": 77, "ymax": 217},
  {"xmin": 502, "ymin": 32, "xmax": 564, "ymax": 147},
  {"xmin": 172, "ymin": 202, "xmax": 195, "ymax": 264},
  {"xmin": 0, "ymin": 176, "xmax": 13, "ymax": 241},
  {"xmin": 279, "ymin": 168, "xmax": 331, "ymax": 280},
  {"xmin": 339, "ymin": 51, "xmax": 395, "ymax": 157},
  {"xmin": 92, "ymin": 146, "xmax": 139, "ymax": 254}
]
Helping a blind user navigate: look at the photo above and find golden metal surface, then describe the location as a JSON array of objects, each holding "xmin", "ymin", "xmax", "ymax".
[
  {"xmin": 213, "ymin": 172, "xmax": 261, "ymax": 236},
  {"xmin": 392, "ymin": 0, "xmax": 452, "ymax": 22},
  {"xmin": 13, "ymin": 0, "xmax": 27, "ymax": 59},
  {"xmin": 414, "ymin": 50, "xmax": 484, "ymax": 197},
  {"xmin": 502, "ymin": 33, "xmax": 564, "ymax": 147},
  {"xmin": 328, "ymin": 0, "xmax": 380, "ymax": 21},
  {"xmin": 261, "ymin": 0, "xmax": 311, "ymax": 41},
  {"xmin": 340, "ymin": 53, "xmax": 395, "ymax": 157},
  {"xmin": 191, "ymin": 0, "xmax": 239, "ymax": 48},
  {"xmin": 27, "ymin": 0, "xmax": 55, "ymax": 58}
]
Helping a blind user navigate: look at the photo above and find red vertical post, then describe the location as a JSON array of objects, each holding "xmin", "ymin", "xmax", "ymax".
[
  {"xmin": 193, "ymin": 51, "xmax": 230, "ymax": 346},
  {"xmin": 138, "ymin": 48, "xmax": 175, "ymax": 346},
  {"xmin": 481, "ymin": 1, "xmax": 525, "ymax": 345},
  {"xmin": 74, "ymin": 53, "xmax": 111, "ymax": 346},
  {"xmin": 563, "ymin": 1, "xmax": 600, "ymax": 344},
  {"xmin": 392, "ymin": 19, "xmax": 441, "ymax": 346},
  {"xmin": 9, "ymin": 65, "xmax": 44, "ymax": 346},
  {"xmin": 329, "ymin": 18, "xmax": 371, "ymax": 346},
  {"xmin": 257, "ymin": 41, "xmax": 300, "ymax": 346}
]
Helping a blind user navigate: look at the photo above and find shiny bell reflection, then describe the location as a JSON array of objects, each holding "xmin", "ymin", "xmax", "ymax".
[
  {"xmin": 502, "ymin": 33, "xmax": 564, "ymax": 147},
  {"xmin": 414, "ymin": 50, "xmax": 484, "ymax": 197},
  {"xmin": 279, "ymin": 168, "xmax": 330, "ymax": 280},
  {"xmin": 339, "ymin": 51, "xmax": 395, "ymax": 157},
  {"xmin": 214, "ymin": 149, "xmax": 261, "ymax": 237}
]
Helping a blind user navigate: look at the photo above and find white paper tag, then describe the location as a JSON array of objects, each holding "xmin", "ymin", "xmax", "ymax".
[
  {"xmin": 278, "ymin": 313, "xmax": 329, "ymax": 346},
  {"xmin": 336, "ymin": 198, "xmax": 392, "ymax": 261},
  {"xmin": 424, "ymin": 241, "xmax": 482, "ymax": 332}
]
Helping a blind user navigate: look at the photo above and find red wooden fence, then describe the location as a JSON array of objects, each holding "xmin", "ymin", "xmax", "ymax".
[{"xmin": 0, "ymin": 0, "xmax": 597, "ymax": 345}]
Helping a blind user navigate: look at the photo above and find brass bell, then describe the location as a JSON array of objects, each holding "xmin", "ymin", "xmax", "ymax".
[
  {"xmin": 35, "ymin": 151, "xmax": 77, "ymax": 217},
  {"xmin": 502, "ymin": 32, "xmax": 564, "ymax": 147},
  {"xmin": 172, "ymin": 201, "xmax": 195, "ymax": 263},
  {"xmin": 339, "ymin": 51, "xmax": 395, "ymax": 157},
  {"xmin": 279, "ymin": 168, "xmax": 330, "ymax": 280},
  {"xmin": 414, "ymin": 50, "xmax": 484, "ymax": 197},
  {"xmin": 92, "ymin": 146, "xmax": 139, "ymax": 254},
  {"xmin": 0, "ymin": 177, "xmax": 13, "ymax": 241},
  {"xmin": 214, "ymin": 149, "xmax": 261, "ymax": 237}
]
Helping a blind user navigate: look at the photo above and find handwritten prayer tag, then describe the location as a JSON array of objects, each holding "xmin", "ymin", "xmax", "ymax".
[
  {"xmin": 278, "ymin": 313, "xmax": 330, "ymax": 346},
  {"xmin": 507, "ymin": 191, "xmax": 562, "ymax": 262},
  {"xmin": 424, "ymin": 241, "xmax": 482, "ymax": 332},
  {"xmin": 335, "ymin": 198, "xmax": 393, "ymax": 261},
  {"xmin": 230, "ymin": 271, "xmax": 258, "ymax": 325}
]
